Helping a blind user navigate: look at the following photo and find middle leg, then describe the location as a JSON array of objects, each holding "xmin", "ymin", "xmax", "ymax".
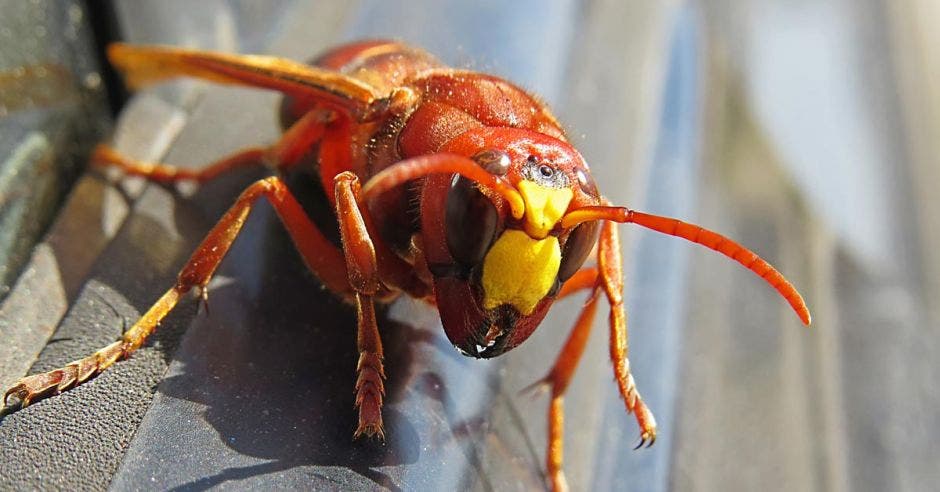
[{"xmin": 92, "ymin": 108, "xmax": 331, "ymax": 185}]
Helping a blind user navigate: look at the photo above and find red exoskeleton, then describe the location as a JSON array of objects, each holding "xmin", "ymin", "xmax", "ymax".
[{"xmin": 3, "ymin": 40, "xmax": 811, "ymax": 490}]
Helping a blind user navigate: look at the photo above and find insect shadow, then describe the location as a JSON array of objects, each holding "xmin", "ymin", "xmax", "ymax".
[{"xmin": 149, "ymin": 169, "xmax": 426, "ymax": 490}]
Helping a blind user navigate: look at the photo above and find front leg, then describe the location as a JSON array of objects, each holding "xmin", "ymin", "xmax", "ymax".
[
  {"xmin": 333, "ymin": 171, "xmax": 387, "ymax": 439},
  {"xmin": 599, "ymin": 220, "xmax": 657, "ymax": 446}
]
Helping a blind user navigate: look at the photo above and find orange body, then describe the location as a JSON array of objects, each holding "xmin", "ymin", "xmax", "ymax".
[{"xmin": 283, "ymin": 41, "xmax": 612, "ymax": 356}]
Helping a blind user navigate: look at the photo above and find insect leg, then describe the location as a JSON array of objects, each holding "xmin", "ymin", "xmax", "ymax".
[
  {"xmin": 314, "ymin": 123, "xmax": 439, "ymax": 299},
  {"xmin": 4, "ymin": 176, "xmax": 349, "ymax": 408},
  {"xmin": 333, "ymin": 171, "xmax": 387, "ymax": 439},
  {"xmin": 556, "ymin": 266, "xmax": 599, "ymax": 299},
  {"xmin": 93, "ymin": 107, "xmax": 332, "ymax": 185},
  {"xmin": 531, "ymin": 286, "xmax": 601, "ymax": 492},
  {"xmin": 92, "ymin": 144, "xmax": 267, "ymax": 184},
  {"xmin": 598, "ymin": 220, "xmax": 657, "ymax": 447}
]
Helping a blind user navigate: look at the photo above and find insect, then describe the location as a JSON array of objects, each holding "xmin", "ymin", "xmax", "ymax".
[{"xmin": 3, "ymin": 40, "xmax": 810, "ymax": 490}]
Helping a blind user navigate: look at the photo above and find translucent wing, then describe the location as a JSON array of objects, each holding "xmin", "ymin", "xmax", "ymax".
[{"xmin": 108, "ymin": 43, "xmax": 382, "ymax": 119}]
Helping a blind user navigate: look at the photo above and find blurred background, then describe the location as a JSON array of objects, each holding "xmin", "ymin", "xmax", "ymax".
[{"xmin": 0, "ymin": 0, "xmax": 937, "ymax": 490}]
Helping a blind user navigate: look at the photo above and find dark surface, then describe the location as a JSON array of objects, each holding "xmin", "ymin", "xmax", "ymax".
[
  {"xmin": 0, "ymin": 0, "xmax": 110, "ymax": 299},
  {"xmin": 0, "ymin": 188, "xmax": 202, "ymax": 490}
]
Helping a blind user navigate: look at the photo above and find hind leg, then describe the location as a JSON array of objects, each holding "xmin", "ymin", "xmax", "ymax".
[{"xmin": 4, "ymin": 176, "xmax": 348, "ymax": 407}]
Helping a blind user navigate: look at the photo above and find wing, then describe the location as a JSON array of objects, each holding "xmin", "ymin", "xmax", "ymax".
[{"xmin": 107, "ymin": 43, "xmax": 383, "ymax": 120}]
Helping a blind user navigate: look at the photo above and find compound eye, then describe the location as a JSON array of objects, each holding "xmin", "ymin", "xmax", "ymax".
[
  {"xmin": 575, "ymin": 168, "xmax": 599, "ymax": 197},
  {"xmin": 472, "ymin": 149, "xmax": 511, "ymax": 176},
  {"xmin": 557, "ymin": 220, "xmax": 600, "ymax": 282},
  {"xmin": 446, "ymin": 174, "xmax": 499, "ymax": 267}
]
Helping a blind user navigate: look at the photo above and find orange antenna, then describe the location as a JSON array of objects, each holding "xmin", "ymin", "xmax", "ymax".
[
  {"xmin": 562, "ymin": 206, "xmax": 811, "ymax": 325},
  {"xmin": 361, "ymin": 153, "xmax": 525, "ymax": 219}
]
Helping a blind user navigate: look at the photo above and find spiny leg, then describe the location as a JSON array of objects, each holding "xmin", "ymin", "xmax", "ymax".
[
  {"xmin": 3, "ymin": 289, "xmax": 180, "ymax": 407},
  {"xmin": 4, "ymin": 176, "xmax": 349, "ymax": 407},
  {"xmin": 598, "ymin": 220, "xmax": 657, "ymax": 447},
  {"xmin": 334, "ymin": 171, "xmax": 386, "ymax": 439},
  {"xmin": 354, "ymin": 293, "xmax": 385, "ymax": 439}
]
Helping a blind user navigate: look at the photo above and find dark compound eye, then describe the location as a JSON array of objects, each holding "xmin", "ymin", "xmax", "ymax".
[
  {"xmin": 557, "ymin": 220, "xmax": 600, "ymax": 283},
  {"xmin": 445, "ymin": 174, "xmax": 498, "ymax": 267},
  {"xmin": 472, "ymin": 149, "xmax": 511, "ymax": 176},
  {"xmin": 575, "ymin": 168, "xmax": 599, "ymax": 197}
]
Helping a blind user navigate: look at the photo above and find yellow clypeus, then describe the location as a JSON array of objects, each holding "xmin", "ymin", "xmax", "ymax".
[{"xmin": 481, "ymin": 229, "xmax": 561, "ymax": 315}]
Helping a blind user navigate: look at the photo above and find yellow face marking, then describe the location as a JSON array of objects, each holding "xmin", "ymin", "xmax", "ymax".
[
  {"xmin": 517, "ymin": 181, "xmax": 573, "ymax": 239},
  {"xmin": 481, "ymin": 229, "xmax": 561, "ymax": 315}
]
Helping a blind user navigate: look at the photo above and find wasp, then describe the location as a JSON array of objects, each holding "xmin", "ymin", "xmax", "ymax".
[{"xmin": 3, "ymin": 40, "xmax": 810, "ymax": 490}]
